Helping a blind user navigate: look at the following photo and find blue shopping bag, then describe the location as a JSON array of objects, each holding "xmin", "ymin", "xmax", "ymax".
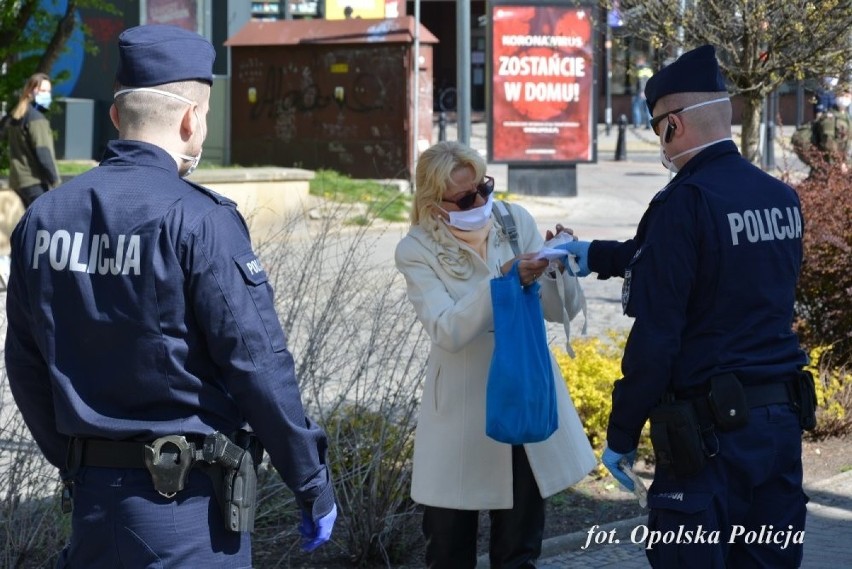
[{"xmin": 486, "ymin": 262, "xmax": 558, "ymax": 444}]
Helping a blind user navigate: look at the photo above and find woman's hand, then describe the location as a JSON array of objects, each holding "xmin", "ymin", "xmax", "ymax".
[{"xmin": 501, "ymin": 253, "xmax": 549, "ymax": 286}]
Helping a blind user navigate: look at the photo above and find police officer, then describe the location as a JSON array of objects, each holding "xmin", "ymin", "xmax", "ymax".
[
  {"xmin": 4, "ymin": 24, "xmax": 336, "ymax": 567},
  {"xmin": 559, "ymin": 45, "xmax": 809, "ymax": 567}
]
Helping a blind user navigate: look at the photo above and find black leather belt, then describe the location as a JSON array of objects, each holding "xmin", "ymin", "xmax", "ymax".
[
  {"xmin": 69, "ymin": 437, "xmax": 206, "ymax": 469},
  {"xmin": 743, "ymin": 381, "xmax": 792, "ymax": 408},
  {"xmin": 683, "ymin": 381, "xmax": 793, "ymax": 429}
]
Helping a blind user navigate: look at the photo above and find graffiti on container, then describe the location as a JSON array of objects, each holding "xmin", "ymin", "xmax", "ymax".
[
  {"xmin": 321, "ymin": 116, "xmax": 359, "ymax": 139},
  {"xmin": 274, "ymin": 106, "xmax": 297, "ymax": 143},
  {"xmin": 237, "ymin": 58, "xmax": 265, "ymax": 85},
  {"xmin": 249, "ymin": 64, "xmax": 387, "ymax": 122},
  {"xmin": 327, "ymin": 141, "xmax": 354, "ymax": 165}
]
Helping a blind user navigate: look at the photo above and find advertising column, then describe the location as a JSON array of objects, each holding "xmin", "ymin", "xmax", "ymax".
[{"xmin": 488, "ymin": 1, "xmax": 597, "ymax": 196}]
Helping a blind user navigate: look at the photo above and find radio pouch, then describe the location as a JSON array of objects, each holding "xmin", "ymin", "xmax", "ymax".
[
  {"xmin": 649, "ymin": 399, "xmax": 705, "ymax": 478},
  {"xmin": 793, "ymin": 371, "xmax": 817, "ymax": 431},
  {"xmin": 708, "ymin": 373, "xmax": 749, "ymax": 431}
]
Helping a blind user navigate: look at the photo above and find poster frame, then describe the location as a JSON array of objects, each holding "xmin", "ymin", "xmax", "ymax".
[{"xmin": 487, "ymin": 0, "xmax": 600, "ymax": 166}]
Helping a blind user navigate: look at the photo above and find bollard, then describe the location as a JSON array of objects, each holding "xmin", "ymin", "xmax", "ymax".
[
  {"xmin": 438, "ymin": 112, "xmax": 447, "ymax": 142},
  {"xmin": 614, "ymin": 114, "xmax": 628, "ymax": 161}
]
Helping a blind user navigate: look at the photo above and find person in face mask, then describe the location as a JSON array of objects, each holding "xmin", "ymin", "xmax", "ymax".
[
  {"xmin": 6, "ymin": 72, "xmax": 60, "ymax": 208},
  {"xmin": 5, "ymin": 24, "xmax": 337, "ymax": 567},
  {"xmin": 837, "ymin": 88, "xmax": 852, "ymax": 169},
  {"xmin": 556, "ymin": 45, "xmax": 809, "ymax": 568},
  {"xmin": 395, "ymin": 141, "xmax": 594, "ymax": 568},
  {"xmin": 653, "ymin": 95, "xmax": 734, "ymax": 174},
  {"xmin": 838, "ymin": 88, "xmax": 852, "ymax": 118}
]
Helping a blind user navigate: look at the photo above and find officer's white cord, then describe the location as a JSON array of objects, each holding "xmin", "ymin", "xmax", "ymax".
[{"xmin": 114, "ymin": 87, "xmax": 194, "ymax": 106}]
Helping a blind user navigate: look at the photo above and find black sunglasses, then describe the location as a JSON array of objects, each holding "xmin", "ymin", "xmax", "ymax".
[
  {"xmin": 442, "ymin": 176, "xmax": 495, "ymax": 210},
  {"xmin": 650, "ymin": 107, "xmax": 684, "ymax": 135}
]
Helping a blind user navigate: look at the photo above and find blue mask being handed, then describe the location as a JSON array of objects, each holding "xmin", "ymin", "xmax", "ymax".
[{"xmin": 34, "ymin": 92, "xmax": 52, "ymax": 109}]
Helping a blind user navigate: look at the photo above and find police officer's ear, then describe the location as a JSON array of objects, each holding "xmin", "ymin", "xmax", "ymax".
[
  {"xmin": 109, "ymin": 104, "xmax": 120, "ymax": 131},
  {"xmin": 664, "ymin": 119, "xmax": 676, "ymax": 143},
  {"xmin": 179, "ymin": 105, "xmax": 198, "ymax": 140}
]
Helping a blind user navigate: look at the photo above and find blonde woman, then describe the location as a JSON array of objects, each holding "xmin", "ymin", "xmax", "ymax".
[
  {"xmin": 395, "ymin": 141, "xmax": 596, "ymax": 568},
  {"xmin": 7, "ymin": 72, "xmax": 60, "ymax": 208}
]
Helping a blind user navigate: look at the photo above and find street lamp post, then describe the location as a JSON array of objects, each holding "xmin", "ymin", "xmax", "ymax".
[
  {"xmin": 604, "ymin": 12, "xmax": 612, "ymax": 137},
  {"xmin": 456, "ymin": 0, "xmax": 471, "ymax": 144},
  {"xmin": 605, "ymin": 4, "xmax": 624, "ymax": 137}
]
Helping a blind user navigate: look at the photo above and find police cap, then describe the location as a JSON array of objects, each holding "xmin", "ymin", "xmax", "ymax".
[
  {"xmin": 644, "ymin": 45, "xmax": 727, "ymax": 115},
  {"xmin": 116, "ymin": 24, "xmax": 215, "ymax": 87}
]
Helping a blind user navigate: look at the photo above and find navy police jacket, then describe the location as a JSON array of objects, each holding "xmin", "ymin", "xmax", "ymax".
[
  {"xmin": 588, "ymin": 141, "xmax": 808, "ymax": 453},
  {"xmin": 4, "ymin": 140, "xmax": 334, "ymax": 516}
]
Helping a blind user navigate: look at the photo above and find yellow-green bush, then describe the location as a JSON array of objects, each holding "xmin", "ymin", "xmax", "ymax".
[
  {"xmin": 805, "ymin": 345, "xmax": 852, "ymax": 439},
  {"xmin": 554, "ymin": 331, "xmax": 653, "ymax": 475},
  {"xmin": 555, "ymin": 337, "xmax": 852, "ymax": 474}
]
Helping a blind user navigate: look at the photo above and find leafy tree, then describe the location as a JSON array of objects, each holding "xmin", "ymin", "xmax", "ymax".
[
  {"xmin": 613, "ymin": 0, "xmax": 852, "ymax": 163},
  {"xmin": 0, "ymin": 0, "xmax": 121, "ymax": 112}
]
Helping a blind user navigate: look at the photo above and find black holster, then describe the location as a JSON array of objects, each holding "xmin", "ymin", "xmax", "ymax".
[
  {"xmin": 791, "ymin": 371, "xmax": 818, "ymax": 431},
  {"xmin": 203, "ymin": 430, "xmax": 263, "ymax": 533},
  {"xmin": 649, "ymin": 398, "xmax": 706, "ymax": 478}
]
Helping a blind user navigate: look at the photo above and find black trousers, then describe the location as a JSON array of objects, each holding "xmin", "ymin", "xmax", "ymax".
[{"xmin": 422, "ymin": 446, "xmax": 544, "ymax": 569}]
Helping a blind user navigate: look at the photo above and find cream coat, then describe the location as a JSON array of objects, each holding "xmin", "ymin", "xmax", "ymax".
[{"xmin": 394, "ymin": 202, "xmax": 597, "ymax": 510}]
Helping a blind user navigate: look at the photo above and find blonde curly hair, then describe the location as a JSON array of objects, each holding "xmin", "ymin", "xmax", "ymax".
[{"xmin": 411, "ymin": 141, "xmax": 487, "ymax": 229}]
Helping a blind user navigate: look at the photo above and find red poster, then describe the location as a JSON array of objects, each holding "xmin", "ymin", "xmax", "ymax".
[{"xmin": 489, "ymin": 4, "xmax": 595, "ymax": 163}]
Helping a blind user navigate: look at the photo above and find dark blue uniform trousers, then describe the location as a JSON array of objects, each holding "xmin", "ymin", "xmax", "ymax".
[
  {"xmin": 58, "ymin": 467, "xmax": 250, "ymax": 568},
  {"xmin": 646, "ymin": 403, "xmax": 807, "ymax": 568}
]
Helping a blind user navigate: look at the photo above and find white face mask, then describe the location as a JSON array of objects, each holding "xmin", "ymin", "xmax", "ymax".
[
  {"xmin": 440, "ymin": 194, "xmax": 494, "ymax": 231},
  {"xmin": 34, "ymin": 92, "xmax": 52, "ymax": 109},
  {"xmin": 114, "ymin": 87, "xmax": 205, "ymax": 176},
  {"xmin": 658, "ymin": 97, "xmax": 731, "ymax": 173},
  {"xmin": 660, "ymin": 146, "xmax": 677, "ymax": 173},
  {"xmin": 660, "ymin": 137, "xmax": 734, "ymax": 173}
]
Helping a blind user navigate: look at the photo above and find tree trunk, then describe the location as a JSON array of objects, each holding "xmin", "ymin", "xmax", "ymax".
[
  {"xmin": 739, "ymin": 95, "xmax": 764, "ymax": 164},
  {"xmin": 37, "ymin": 0, "xmax": 78, "ymax": 75}
]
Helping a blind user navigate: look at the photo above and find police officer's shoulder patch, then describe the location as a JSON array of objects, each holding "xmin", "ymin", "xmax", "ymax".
[{"xmin": 234, "ymin": 252, "xmax": 267, "ymax": 285}]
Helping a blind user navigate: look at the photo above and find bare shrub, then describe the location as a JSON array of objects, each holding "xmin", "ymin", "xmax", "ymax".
[
  {"xmin": 240, "ymin": 203, "xmax": 427, "ymax": 566},
  {"xmin": 0, "ymin": 367, "xmax": 68, "ymax": 568}
]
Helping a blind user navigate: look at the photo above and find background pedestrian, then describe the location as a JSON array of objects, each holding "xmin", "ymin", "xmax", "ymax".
[{"xmin": 6, "ymin": 72, "xmax": 59, "ymax": 208}]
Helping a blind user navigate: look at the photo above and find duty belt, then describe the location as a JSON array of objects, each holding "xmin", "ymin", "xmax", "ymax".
[
  {"xmin": 68, "ymin": 432, "xmax": 251, "ymax": 498},
  {"xmin": 741, "ymin": 381, "xmax": 793, "ymax": 408},
  {"xmin": 686, "ymin": 381, "xmax": 793, "ymax": 428},
  {"xmin": 70, "ymin": 437, "xmax": 201, "ymax": 469}
]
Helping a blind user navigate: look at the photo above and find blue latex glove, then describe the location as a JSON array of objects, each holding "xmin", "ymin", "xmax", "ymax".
[
  {"xmin": 554, "ymin": 240, "xmax": 591, "ymax": 277},
  {"xmin": 299, "ymin": 504, "xmax": 337, "ymax": 552},
  {"xmin": 602, "ymin": 446, "xmax": 637, "ymax": 491}
]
